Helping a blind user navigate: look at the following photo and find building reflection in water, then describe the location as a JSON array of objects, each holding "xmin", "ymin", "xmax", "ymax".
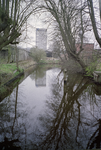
[
  {"xmin": 30, "ymin": 66, "xmax": 47, "ymax": 87},
  {"xmin": 35, "ymin": 71, "xmax": 46, "ymax": 87},
  {"xmin": 1, "ymin": 67, "xmax": 101, "ymax": 149}
]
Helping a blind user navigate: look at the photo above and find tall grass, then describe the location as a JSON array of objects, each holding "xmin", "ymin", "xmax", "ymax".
[
  {"xmin": 0, "ymin": 62, "xmax": 23, "ymax": 85},
  {"xmin": 0, "ymin": 63, "xmax": 17, "ymax": 74}
]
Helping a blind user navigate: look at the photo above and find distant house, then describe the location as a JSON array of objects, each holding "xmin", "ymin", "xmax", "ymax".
[
  {"xmin": 76, "ymin": 43, "xmax": 94, "ymax": 64},
  {"xmin": 0, "ymin": 47, "xmax": 32, "ymax": 63},
  {"xmin": 76, "ymin": 43, "xmax": 94, "ymax": 55},
  {"xmin": 0, "ymin": 48, "xmax": 14, "ymax": 63},
  {"xmin": 0, "ymin": 49, "xmax": 8, "ymax": 60},
  {"xmin": 59, "ymin": 43, "xmax": 94, "ymax": 63},
  {"xmin": 46, "ymin": 50, "xmax": 52, "ymax": 57},
  {"xmin": 93, "ymin": 49, "xmax": 101, "ymax": 58}
]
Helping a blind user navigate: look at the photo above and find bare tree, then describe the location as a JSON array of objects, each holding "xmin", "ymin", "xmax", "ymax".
[
  {"xmin": 0, "ymin": 0, "xmax": 38, "ymax": 51},
  {"xmin": 99, "ymin": 0, "xmax": 101, "ymax": 21},
  {"xmin": 87, "ymin": 0, "xmax": 101, "ymax": 47},
  {"xmin": 41, "ymin": 0, "xmax": 91, "ymax": 72}
]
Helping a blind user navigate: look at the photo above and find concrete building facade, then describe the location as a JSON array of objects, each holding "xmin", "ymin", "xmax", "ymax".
[{"xmin": 36, "ymin": 28, "xmax": 47, "ymax": 51}]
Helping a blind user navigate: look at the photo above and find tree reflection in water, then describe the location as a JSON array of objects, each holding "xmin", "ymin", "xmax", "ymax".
[
  {"xmin": 87, "ymin": 119, "xmax": 101, "ymax": 149},
  {"xmin": 37, "ymin": 70, "xmax": 101, "ymax": 150},
  {"xmin": 0, "ymin": 137, "xmax": 20, "ymax": 150},
  {"xmin": 1, "ymin": 68, "xmax": 101, "ymax": 149},
  {"xmin": 0, "ymin": 83, "xmax": 36, "ymax": 150},
  {"xmin": 0, "ymin": 84, "xmax": 22, "ymax": 149}
]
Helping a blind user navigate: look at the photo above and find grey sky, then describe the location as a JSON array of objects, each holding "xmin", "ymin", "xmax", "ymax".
[{"xmin": 19, "ymin": 0, "xmax": 101, "ymax": 49}]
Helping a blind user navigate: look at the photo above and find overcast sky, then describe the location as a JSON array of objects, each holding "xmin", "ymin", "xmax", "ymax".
[
  {"xmin": 19, "ymin": 0, "xmax": 101, "ymax": 50},
  {"xmin": 19, "ymin": 12, "xmax": 50, "ymax": 49}
]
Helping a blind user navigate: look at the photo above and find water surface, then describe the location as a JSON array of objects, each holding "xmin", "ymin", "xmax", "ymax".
[{"xmin": 0, "ymin": 65, "xmax": 101, "ymax": 150}]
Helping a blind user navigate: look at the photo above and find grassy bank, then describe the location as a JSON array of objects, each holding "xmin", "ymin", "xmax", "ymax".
[
  {"xmin": 1, "ymin": 63, "xmax": 17, "ymax": 73},
  {"xmin": 85, "ymin": 60, "xmax": 101, "ymax": 77},
  {"xmin": 0, "ymin": 63, "xmax": 23, "ymax": 85},
  {"xmin": 0, "ymin": 58, "xmax": 59, "ymax": 85},
  {"xmin": 0, "ymin": 63, "xmax": 24, "ymax": 100},
  {"xmin": 0, "ymin": 74, "xmax": 24, "ymax": 101}
]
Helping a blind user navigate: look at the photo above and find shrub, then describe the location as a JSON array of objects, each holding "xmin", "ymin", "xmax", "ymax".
[
  {"xmin": 85, "ymin": 61, "xmax": 97, "ymax": 77},
  {"xmin": 30, "ymin": 47, "xmax": 46, "ymax": 63}
]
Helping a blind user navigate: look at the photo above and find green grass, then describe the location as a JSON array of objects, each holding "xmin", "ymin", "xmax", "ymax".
[
  {"xmin": 0, "ymin": 86, "xmax": 6, "ymax": 93},
  {"xmin": 0, "ymin": 63, "xmax": 23, "ymax": 86},
  {"xmin": 0, "ymin": 63, "xmax": 24, "ymax": 100},
  {"xmin": 0, "ymin": 63, "xmax": 23, "ymax": 74},
  {"xmin": 0, "ymin": 63, "xmax": 17, "ymax": 74}
]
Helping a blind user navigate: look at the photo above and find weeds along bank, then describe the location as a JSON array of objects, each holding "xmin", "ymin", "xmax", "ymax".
[
  {"xmin": 0, "ymin": 63, "xmax": 23, "ymax": 85},
  {"xmin": 0, "ymin": 63, "xmax": 24, "ymax": 100},
  {"xmin": 0, "ymin": 60, "xmax": 36, "ymax": 84},
  {"xmin": 1, "ymin": 58, "xmax": 101, "ymax": 100},
  {"xmin": 0, "ymin": 58, "xmax": 59, "ymax": 87},
  {"xmin": 0, "ymin": 59, "xmax": 60, "ymax": 101},
  {"xmin": 0, "ymin": 60, "xmax": 37, "ymax": 101},
  {"xmin": 0, "ymin": 75, "xmax": 24, "ymax": 101}
]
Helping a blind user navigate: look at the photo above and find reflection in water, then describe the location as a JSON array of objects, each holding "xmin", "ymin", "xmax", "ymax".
[
  {"xmin": 37, "ymin": 71, "xmax": 101, "ymax": 150},
  {"xmin": 0, "ymin": 137, "xmax": 20, "ymax": 150},
  {"xmin": 87, "ymin": 119, "xmax": 101, "ymax": 149},
  {"xmin": 0, "ymin": 84, "xmax": 22, "ymax": 150},
  {"xmin": 35, "ymin": 67, "xmax": 46, "ymax": 87},
  {"xmin": 93, "ymin": 84, "xmax": 101, "ymax": 95},
  {"xmin": 0, "ymin": 66, "xmax": 101, "ymax": 149}
]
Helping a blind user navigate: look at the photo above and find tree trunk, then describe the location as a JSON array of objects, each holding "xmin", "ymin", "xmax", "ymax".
[
  {"xmin": 76, "ymin": 56, "xmax": 86, "ymax": 73},
  {"xmin": 87, "ymin": 0, "xmax": 101, "ymax": 47}
]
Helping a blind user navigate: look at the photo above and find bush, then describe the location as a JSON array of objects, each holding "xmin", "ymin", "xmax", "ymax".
[
  {"xmin": 30, "ymin": 47, "xmax": 46, "ymax": 63},
  {"xmin": 85, "ymin": 61, "xmax": 97, "ymax": 77}
]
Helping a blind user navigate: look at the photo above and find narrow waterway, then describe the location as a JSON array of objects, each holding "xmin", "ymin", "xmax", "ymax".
[{"xmin": 0, "ymin": 65, "xmax": 101, "ymax": 150}]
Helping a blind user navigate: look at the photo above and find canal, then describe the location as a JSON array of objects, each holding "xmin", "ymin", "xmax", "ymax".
[{"xmin": 0, "ymin": 65, "xmax": 101, "ymax": 150}]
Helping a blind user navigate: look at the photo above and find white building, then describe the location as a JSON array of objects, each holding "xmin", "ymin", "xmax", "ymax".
[{"xmin": 36, "ymin": 28, "xmax": 47, "ymax": 51}]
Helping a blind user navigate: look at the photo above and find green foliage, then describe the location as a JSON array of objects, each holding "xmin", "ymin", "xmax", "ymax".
[
  {"xmin": 0, "ymin": 86, "xmax": 7, "ymax": 94},
  {"xmin": 0, "ymin": 63, "xmax": 17, "ymax": 74},
  {"xmin": 30, "ymin": 47, "xmax": 46, "ymax": 63},
  {"xmin": 85, "ymin": 62, "xmax": 97, "ymax": 77},
  {"xmin": 0, "ymin": 63, "xmax": 23, "ymax": 85}
]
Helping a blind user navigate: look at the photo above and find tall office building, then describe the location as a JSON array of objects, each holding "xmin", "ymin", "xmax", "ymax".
[{"xmin": 36, "ymin": 28, "xmax": 47, "ymax": 51}]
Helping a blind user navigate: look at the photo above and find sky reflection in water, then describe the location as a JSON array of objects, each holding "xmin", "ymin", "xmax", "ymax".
[{"xmin": 0, "ymin": 66, "xmax": 101, "ymax": 150}]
